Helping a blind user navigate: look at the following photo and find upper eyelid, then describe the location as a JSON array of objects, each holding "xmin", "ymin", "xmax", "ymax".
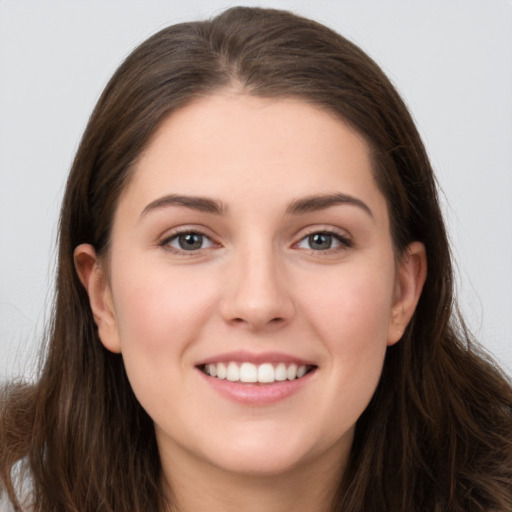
[
  {"xmin": 294, "ymin": 224, "xmax": 351, "ymax": 240},
  {"xmin": 162, "ymin": 230, "xmax": 212, "ymax": 243},
  {"xmin": 158, "ymin": 225, "xmax": 217, "ymax": 241}
]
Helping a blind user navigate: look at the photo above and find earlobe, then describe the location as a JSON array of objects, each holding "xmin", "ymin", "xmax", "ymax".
[
  {"xmin": 74, "ymin": 244, "xmax": 122, "ymax": 353},
  {"xmin": 387, "ymin": 241, "xmax": 427, "ymax": 346}
]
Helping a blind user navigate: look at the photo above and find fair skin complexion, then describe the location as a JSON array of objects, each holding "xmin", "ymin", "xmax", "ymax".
[{"xmin": 75, "ymin": 92, "xmax": 426, "ymax": 512}]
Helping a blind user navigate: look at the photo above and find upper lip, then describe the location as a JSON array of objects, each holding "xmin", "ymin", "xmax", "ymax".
[{"xmin": 195, "ymin": 350, "xmax": 316, "ymax": 367}]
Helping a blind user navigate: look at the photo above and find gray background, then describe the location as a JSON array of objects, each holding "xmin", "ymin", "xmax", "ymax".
[{"xmin": 1, "ymin": 0, "xmax": 511, "ymax": 381}]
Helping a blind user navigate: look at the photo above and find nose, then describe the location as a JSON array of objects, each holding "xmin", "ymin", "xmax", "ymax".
[{"xmin": 219, "ymin": 246, "xmax": 295, "ymax": 332}]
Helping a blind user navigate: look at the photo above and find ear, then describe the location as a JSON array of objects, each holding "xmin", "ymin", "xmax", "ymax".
[
  {"xmin": 74, "ymin": 244, "xmax": 122, "ymax": 353},
  {"xmin": 387, "ymin": 241, "xmax": 427, "ymax": 346}
]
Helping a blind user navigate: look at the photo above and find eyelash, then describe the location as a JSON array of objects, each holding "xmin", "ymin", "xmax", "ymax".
[
  {"xmin": 295, "ymin": 228, "xmax": 352, "ymax": 254},
  {"xmin": 159, "ymin": 229, "xmax": 217, "ymax": 254},
  {"xmin": 158, "ymin": 228, "xmax": 352, "ymax": 255}
]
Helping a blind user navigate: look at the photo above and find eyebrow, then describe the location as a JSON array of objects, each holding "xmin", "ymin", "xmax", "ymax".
[
  {"xmin": 140, "ymin": 192, "xmax": 373, "ymax": 219},
  {"xmin": 140, "ymin": 194, "xmax": 227, "ymax": 217},
  {"xmin": 285, "ymin": 193, "xmax": 374, "ymax": 219}
]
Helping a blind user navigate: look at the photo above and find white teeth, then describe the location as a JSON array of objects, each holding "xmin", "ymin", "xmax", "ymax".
[
  {"xmin": 239, "ymin": 362, "xmax": 258, "ymax": 383},
  {"xmin": 287, "ymin": 363, "xmax": 298, "ymax": 380},
  {"xmin": 275, "ymin": 363, "xmax": 287, "ymax": 381},
  {"xmin": 257, "ymin": 363, "xmax": 275, "ymax": 383},
  {"xmin": 227, "ymin": 362, "xmax": 239, "ymax": 382},
  {"xmin": 202, "ymin": 362, "xmax": 311, "ymax": 383},
  {"xmin": 217, "ymin": 362, "xmax": 227, "ymax": 380}
]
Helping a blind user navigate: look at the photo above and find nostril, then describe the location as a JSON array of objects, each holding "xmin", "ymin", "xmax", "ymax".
[{"xmin": 228, "ymin": 315, "xmax": 287, "ymax": 330}]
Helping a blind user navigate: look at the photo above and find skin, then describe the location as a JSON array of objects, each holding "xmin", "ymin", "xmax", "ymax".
[{"xmin": 75, "ymin": 91, "xmax": 426, "ymax": 512}]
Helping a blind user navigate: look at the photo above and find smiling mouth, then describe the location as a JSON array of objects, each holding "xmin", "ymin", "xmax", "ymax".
[{"xmin": 199, "ymin": 362, "xmax": 316, "ymax": 384}]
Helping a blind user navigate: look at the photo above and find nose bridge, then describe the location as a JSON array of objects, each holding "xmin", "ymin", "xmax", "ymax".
[{"xmin": 221, "ymin": 237, "xmax": 294, "ymax": 330}]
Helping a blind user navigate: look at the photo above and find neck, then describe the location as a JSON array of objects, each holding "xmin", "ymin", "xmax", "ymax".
[{"xmin": 159, "ymin": 441, "xmax": 348, "ymax": 512}]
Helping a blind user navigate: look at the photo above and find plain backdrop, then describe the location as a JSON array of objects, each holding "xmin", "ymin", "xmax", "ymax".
[{"xmin": 1, "ymin": 0, "xmax": 511, "ymax": 381}]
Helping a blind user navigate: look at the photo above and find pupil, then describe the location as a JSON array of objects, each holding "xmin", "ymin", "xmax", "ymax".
[
  {"xmin": 309, "ymin": 233, "xmax": 332, "ymax": 250},
  {"xmin": 179, "ymin": 233, "xmax": 202, "ymax": 250}
]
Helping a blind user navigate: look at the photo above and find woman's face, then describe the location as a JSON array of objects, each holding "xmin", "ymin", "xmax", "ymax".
[{"xmin": 77, "ymin": 92, "xmax": 425, "ymax": 479}]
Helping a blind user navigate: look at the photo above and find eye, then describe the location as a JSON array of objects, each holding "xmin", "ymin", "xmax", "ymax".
[
  {"xmin": 163, "ymin": 231, "xmax": 215, "ymax": 252},
  {"xmin": 296, "ymin": 231, "xmax": 350, "ymax": 251}
]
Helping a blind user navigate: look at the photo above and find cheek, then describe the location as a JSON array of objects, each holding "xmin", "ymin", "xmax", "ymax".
[
  {"xmin": 108, "ymin": 259, "xmax": 222, "ymax": 426},
  {"xmin": 298, "ymin": 262, "xmax": 395, "ymax": 345},
  {"xmin": 110, "ymin": 258, "xmax": 218, "ymax": 370},
  {"xmin": 296, "ymin": 262, "xmax": 395, "ymax": 413}
]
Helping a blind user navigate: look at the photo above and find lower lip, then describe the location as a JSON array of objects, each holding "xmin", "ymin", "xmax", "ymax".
[{"xmin": 197, "ymin": 368, "xmax": 316, "ymax": 405}]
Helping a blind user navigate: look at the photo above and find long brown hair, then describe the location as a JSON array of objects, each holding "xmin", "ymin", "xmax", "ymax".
[{"xmin": 2, "ymin": 7, "xmax": 511, "ymax": 511}]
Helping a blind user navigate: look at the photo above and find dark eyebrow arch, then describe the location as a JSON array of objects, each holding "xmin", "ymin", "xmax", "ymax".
[
  {"xmin": 140, "ymin": 194, "xmax": 227, "ymax": 218},
  {"xmin": 285, "ymin": 193, "xmax": 374, "ymax": 219}
]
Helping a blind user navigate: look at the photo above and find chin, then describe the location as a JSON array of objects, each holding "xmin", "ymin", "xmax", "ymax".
[
  {"xmin": 196, "ymin": 423, "xmax": 345, "ymax": 478},
  {"xmin": 208, "ymin": 445, "xmax": 310, "ymax": 477}
]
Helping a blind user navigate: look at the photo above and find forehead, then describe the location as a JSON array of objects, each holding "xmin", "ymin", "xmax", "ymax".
[{"xmin": 117, "ymin": 92, "xmax": 388, "ymax": 224}]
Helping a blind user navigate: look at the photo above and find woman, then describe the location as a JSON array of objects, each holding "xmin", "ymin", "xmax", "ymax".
[{"xmin": 1, "ymin": 6, "xmax": 511, "ymax": 512}]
